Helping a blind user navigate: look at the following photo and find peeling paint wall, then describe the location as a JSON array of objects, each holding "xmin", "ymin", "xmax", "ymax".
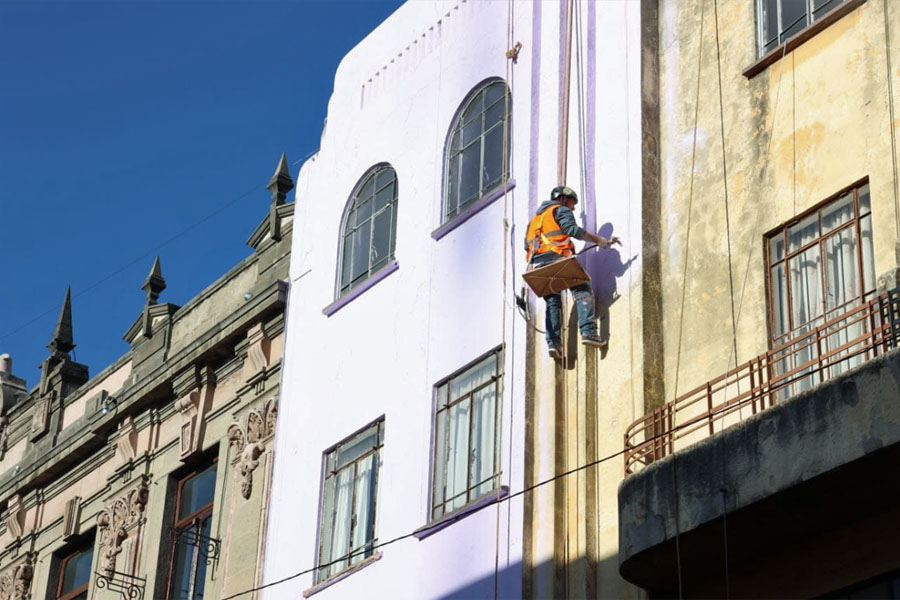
[{"xmin": 656, "ymin": 0, "xmax": 900, "ymax": 409}]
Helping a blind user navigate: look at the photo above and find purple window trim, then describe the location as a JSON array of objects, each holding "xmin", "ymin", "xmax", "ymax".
[
  {"xmin": 431, "ymin": 180, "xmax": 517, "ymax": 241},
  {"xmin": 302, "ymin": 552, "xmax": 383, "ymax": 597},
  {"xmin": 323, "ymin": 260, "xmax": 399, "ymax": 317},
  {"xmin": 412, "ymin": 486, "xmax": 510, "ymax": 541}
]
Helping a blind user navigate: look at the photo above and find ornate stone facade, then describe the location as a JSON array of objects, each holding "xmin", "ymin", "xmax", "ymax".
[
  {"xmin": 96, "ymin": 476, "xmax": 149, "ymax": 577},
  {"xmin": 227, "ymin": 398, "xmax": 277, "ymax": 499},
  {"xmin": 0, "ymin": 553, "xmax": 34, "ymax": 600}
]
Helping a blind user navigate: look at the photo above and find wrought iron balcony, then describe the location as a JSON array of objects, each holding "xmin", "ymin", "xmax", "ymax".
[{"xmin": 624, "ymin": 288, "xmax": 900, "ymax": 475}]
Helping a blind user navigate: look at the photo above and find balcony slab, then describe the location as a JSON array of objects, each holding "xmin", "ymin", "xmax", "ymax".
[{"xmin": 619, "ymin": 348, "xmax": 900, "ymax": 597}]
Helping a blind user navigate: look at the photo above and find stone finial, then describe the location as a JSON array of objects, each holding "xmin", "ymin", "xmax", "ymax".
[
  {"xmin": 267, "ymin": 153, "xmax": 294, "ymax": 206},
  {"xmin": 48, "ymin": 286, "xmax": 75, "ymax": 358},
  {"xmin": 142, "ymin": 256, "xmax": 166, "ymax": 305},
  {"xmin": 0, "ymin": 354, "xmax": 10, "ymax": 380}
]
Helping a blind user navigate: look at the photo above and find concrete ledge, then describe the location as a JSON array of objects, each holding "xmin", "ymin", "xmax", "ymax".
[{"xmin": 619, "ymin": 348, "xmax": 900, "ymax": 593}]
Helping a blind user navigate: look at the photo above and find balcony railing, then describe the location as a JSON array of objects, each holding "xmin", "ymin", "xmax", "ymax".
[{"xmin": 624, "ymin": 288, "xmax": 900, "ymax": 475}]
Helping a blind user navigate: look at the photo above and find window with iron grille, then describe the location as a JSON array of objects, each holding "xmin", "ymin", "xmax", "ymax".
[
  {"xmin": 338, "ymin": 165, "xmax": 398, "ymax": 297},
  {"xmin": 757, "ymin": 0, "xmax": 845, "ymax": 56},
  {"xmin": 316, "ymin": 419, "xmax": 383, "ymax": 583},
  {"xmin": 443, "ymin": 80, "xmax": 510, "ymax": 223},
  {"xmin": 765, "ymin": 181, "xmax": 875, "ymax": 392},
  {"xmin": 431, "ymin": 347, "xmax": 503, "ymax": 521},
  {"xmin": 166, "ymin": 462, "xmax": 217, "ymax": 600},
  {"xmin": 55, "ymin": 541, "xmax": 94, "ymax": 600}
]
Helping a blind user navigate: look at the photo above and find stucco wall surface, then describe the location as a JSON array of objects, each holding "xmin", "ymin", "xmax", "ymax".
[{"xmin": 266, "ymin": 0, "xmax": 643, "ymax": 598}]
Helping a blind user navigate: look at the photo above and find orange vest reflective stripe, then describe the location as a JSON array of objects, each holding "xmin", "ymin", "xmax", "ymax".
[{"xmin": 525, "ymin": 203, "xmax": 575, "ymax": 261}]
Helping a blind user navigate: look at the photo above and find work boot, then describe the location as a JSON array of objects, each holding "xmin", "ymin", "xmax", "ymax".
[
  {"xmin": 581, "ymin": 334, "xmax": 608, "ymax": 349},
  {"xmin": 548, "ymin": 342, "xmax": 563, "ymax": 360}
]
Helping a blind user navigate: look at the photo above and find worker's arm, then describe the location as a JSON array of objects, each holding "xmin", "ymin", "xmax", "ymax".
[{"xmin": 556, "ymin": 206, "xmax": 621, "ymax": 249}]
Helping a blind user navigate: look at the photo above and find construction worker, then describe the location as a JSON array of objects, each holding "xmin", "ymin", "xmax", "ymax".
[{"xmin": 525, "ymin": 186, "xmax": 620, "ymax": 359}]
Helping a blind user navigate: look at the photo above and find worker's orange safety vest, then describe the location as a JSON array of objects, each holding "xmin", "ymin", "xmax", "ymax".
[{"xmin": 525, "ymin": 203, "xmax": 575, "ymax": 262}]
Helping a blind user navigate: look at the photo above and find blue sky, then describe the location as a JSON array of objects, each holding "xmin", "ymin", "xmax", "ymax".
[{"xmin": 0, "ymin": 0, "xmax": 403, "ymax": 388}]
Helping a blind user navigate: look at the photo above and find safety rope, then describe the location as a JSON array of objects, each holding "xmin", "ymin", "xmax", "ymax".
[
  {"xmin": 495, "ymin": 1, "xmax": 517, "ymax": 597},
  {"xmin": 884, "ymin": 0, "xmax": 900, "ymax": 239},
  {"xmin": 670, "ymin": 0, "xmax": 709, "ymax": 595},
  {"xmin": 712, "ymin": 1, "xmax": 733, "ymax": 594}
]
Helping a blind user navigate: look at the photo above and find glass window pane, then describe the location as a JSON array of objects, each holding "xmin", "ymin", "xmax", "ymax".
[
  {"xmin": 358, "ymin": 177, "xmax": 375, "ymax": 203},
  {"xmin": 760, "ymin": 0, "xmax": 779, "ymax": 52},
  {"xmin": 432, "ymin": 409, "xmax": 447, "ymax": 514},
  {"xmin": 470, "ymin": 383, "xmax": 497, "ymax": 497},
  {"xmin": 178, "ymin": 464, "xmax": 216, "ymax": 520},
  {"xmin": 861, "ymin": 215, "xmax": 875, "ymax": 293},
  {"xmin": 821, "ymin": 192, "xmax": 854, "ymax": 233},
  {"xmin": 193, "ymin": 517, "xmax": 212, "ymax": 599},
  {"xmin": 374, "ymin": 168, "xmax": 393, "ymax": 191},
  {"xmin": 446, "ymin": 399, "xmax": 470, "ymax": 511},
  {"xmin": 781, "ymin": 0, "xmax": 809, "ymax": 40},
  {"xmin": 340, "ymin": 237, "xmax": 353, "ymax": 291},
  {"xmin": 450, "ymin": 355, "xmax": 496, "ymax": 401},
  {"xmin": 769, "ymin": 234, "xmax": 785, "ymax": 263},
  {"xmin": 371, "ymin": 209, "xmax": 392, "ymax": 267},
  {"xmin": 60, "ymin": 547, "xmax": 93, "ymax": 594},
  {"xmin": 356, "ymin": 196, "xmax": 373, "ymax": 224},
  {"xmin": 328, "ymin": 468, "xmax": 354, "ymax": 576},
  {"xmin": 813, "ymin": 0, "xmax": 840, "ymax": 18},
  {"xmin": 171, "ymin": 539, "xmax": 195, "ymax": 600},
  {"xmin": 482, "ymin": 125, "xmax": 505, "ymax": 191},
  {"xmin": 484, "ymin": 98, "xmax": 506, "ymax": 132},
  {"xmin": 484, "ymin": 82, "xmax": 506, "ymax": 107},
  {"xmin": 374, "ymin": 180, "xmax": 395, "ymax": 213},
  {"xmin": 350, "ymin": 455, "xmax": 377, "ymax": 563},
  {"xmin": 337, "ymin": 427, "xmax": 379, "ymax": 468},
  {"xmin": 824, "ymin": 227, "xmax": 859, "ymax": 311},
  {"xmin": 350, "ymin": 225, "xmax": 371, "ymax": 283},
  {"xmin": 459, "ymin": 144, "xmax": 481, "ymax": 210},
  {"xmin": 461, "ymin": 95, "xmax": 482, "ymax": 126},
  {"xmin": 462, "ymin": 118, "xmax": 482, "ymax": 147},
  {"xmin": 788, "ymin": 213, "xmax": 819, "ymax": 251},
  {"xmin": 446, "ymin": 156, "xmax": 460, "ymax": 218},
  {"xmin": 789, "ymin": 247, "xmax": 823, "ymax": 329},
  {"xmin": 771, "ymin": 264, "xmax": 789, "ymax": 338},
  {"xmin": 859, "ymin": 184, "xmax": 871, "ymax": 215}
]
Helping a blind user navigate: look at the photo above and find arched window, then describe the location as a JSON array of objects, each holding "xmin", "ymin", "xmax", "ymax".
[
  {"xmin": 338, "ymin": 165, "xmax": 398, "ymax": 296},
  {"xmin": 443, "ymin": 80, "xmax": 511, "ymax": 223}
]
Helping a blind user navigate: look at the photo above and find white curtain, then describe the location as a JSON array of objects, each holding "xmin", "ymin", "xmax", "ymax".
[
  {"xmin": 787, "ymin": 214, "xmax": 823, "ymax": 394},
  {"xmin": 446, "ymin": 401, "xmax": 470, "ymax": 512},
  {"xmin": 324, "ymin": 469, "xmax": 353, "ymax": 578},
  {"xmin": 471, "ymin": 384, "xmax": 497, "ymax": 499},
  {"xmin": 350, "ymin": 455, "xmax": 376, "ymax": 562}
]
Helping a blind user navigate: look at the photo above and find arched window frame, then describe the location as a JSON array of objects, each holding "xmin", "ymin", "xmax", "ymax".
[
  {"xmin": 440, "ymin": 78, "xmax": 511, "ymax": 227},
  {"xmin": 333, "ymin": 163, "xmax": 399, "ymax": 301}
]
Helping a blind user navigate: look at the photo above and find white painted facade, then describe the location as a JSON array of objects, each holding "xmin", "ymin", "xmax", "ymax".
[{"xmin": 263, "ymin": 1, "xmax": 642, "ymax": 598}]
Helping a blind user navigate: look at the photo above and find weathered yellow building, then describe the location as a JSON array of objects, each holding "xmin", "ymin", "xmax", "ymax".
[
  {"xmin": 0, "ymin": 156, "xmax": 293, "ymax": 600},
  {"xmin": 619, "ymin": 0, "xmax": 900, "ymax": 596}
]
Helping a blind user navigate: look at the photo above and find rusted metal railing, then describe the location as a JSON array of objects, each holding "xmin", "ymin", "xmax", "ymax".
[{"xmin": 623, "ymin": 290, "xmax": 900, "ymax": 475}]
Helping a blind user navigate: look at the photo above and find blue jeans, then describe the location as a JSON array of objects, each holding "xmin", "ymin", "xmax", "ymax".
[{"xmin": 532, "ymin": 253, "xmax": 597, "ymax": 346}]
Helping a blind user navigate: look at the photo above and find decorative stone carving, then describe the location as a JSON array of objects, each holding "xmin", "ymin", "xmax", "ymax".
[
  {"xmin": 96, "ymin": 477, "xmax": 149, "ymax": 577},
  {"xmin": 29, "ymin": 392, "xmax": 53, "ymax": 440},
  {"xmin": 63, "ymin": 496, "xmax": 82, "ymax": 539},
  {"xmin": 6, "ymin": 495, "xmax": 24, "ymax": 539},
  {"xmin": 227, "ymin": 398, "xmax": 277, "ymax": 499},
  {"xmin": 116, "ymin": 416, "xmax": 138, "ymax": 463},
  {"xmin": 245, "ymin": 323, "xmax": 271, "ymax": 375},
  {"xmin": 0, "ymin": 415, "xmax": 9, "ymax": 459},
  {"xmin": 173, "ymin": 365, "xmax": 215, "ymax": 461},
  {"xmin": 0, "ymin": 552, "xmax": 35, "ymax": 600}
]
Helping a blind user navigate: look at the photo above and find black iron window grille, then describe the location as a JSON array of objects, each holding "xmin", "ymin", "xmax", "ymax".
[{"xmin": 94, "ymin": 570, "xmax": 146, "ymax": 600}]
